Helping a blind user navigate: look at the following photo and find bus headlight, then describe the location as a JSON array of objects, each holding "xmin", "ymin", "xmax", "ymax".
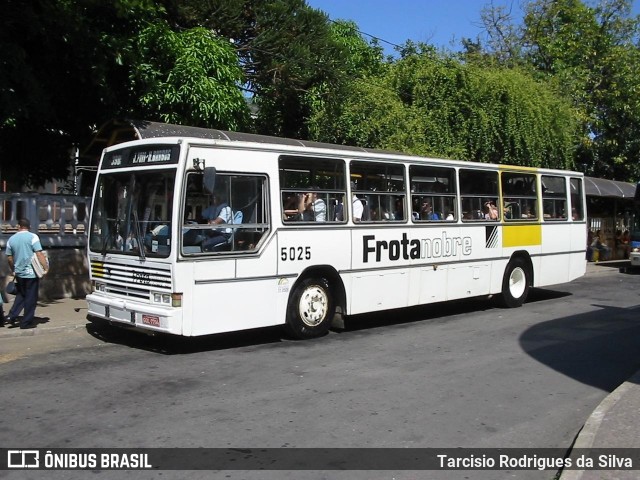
[{"xmin": 152, "ymin": 293, "xmax": 172, "ymax": 305}]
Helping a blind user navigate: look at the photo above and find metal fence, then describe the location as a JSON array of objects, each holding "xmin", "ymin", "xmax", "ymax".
[{"xmin": 0, "ymin": 193, "xmax": 90, "ymax": 248}]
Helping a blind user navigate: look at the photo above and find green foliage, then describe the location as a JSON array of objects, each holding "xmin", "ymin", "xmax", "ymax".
[
  {"xmin": 479, "ymin": 0, "xmax": 640, "ymax": 181},
  {"xmin": 0, "ymin": 0, "xmax": 163, "ymax": 188},
  {"xmin": 165, "ymin": 0, "xmax": 350, "ymax": 137},
  {"xmin": 3, "ymin": 0, "xmax": 637, "ymax": 190},
  {"xmin": 310, "ymin": 51, "xmax": 578, "ymax": 170},
  {"xmin": 130, "ymin": 23, "xmax": 249, "ymax": 129},
  {"xmin": 306, "ymin": 19, "xmax": 388, "ymax": 142},
  {"xmin": 327, "ymin": 20, "xmax": 386, "ymax": 77},
  {"xmin": 308, "ymin": 76, "xmax": 426, "ymax": 154},
  {"xmin": 249, "ymin": 0, "xmax": 347, "ymax": 137}
]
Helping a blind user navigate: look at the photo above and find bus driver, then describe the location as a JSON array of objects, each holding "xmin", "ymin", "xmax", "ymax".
[{"xmin": 202, "ymin": 194, "xmax": 233, "ymax": 250}]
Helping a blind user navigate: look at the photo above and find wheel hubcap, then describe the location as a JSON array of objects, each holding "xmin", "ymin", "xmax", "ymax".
[
  {"xmin": 509, "ymin": 267, "xmax": 526, "ymax": 299},
  {"xmin": 299, "ymin": 285, "xmax": 328, "ymax": 327}
]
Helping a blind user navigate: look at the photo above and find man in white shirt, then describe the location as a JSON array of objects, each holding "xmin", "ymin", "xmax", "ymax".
[
  {"xmin": 202, "ymin": 194, "xmax": 233, "ymax": 250},
  {"xmin": 351, "ymin": 182, "xmax": 363, "ymax": 221},
  {"xmin": 352, "ymin": 194, "xmax": 363, "ymax": 221}
]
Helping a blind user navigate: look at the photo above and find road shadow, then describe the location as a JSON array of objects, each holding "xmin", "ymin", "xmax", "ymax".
[
  {"xmin": 86, "ymin": 321, "xmax": 284, "ymax": 355},
  {"xmin": 519, "ymin": 303, "xmax": 640, "ymax": 392},
  {"xmin": 343, "ymin": 287, "xmax": 571, "ymax": 333},
  {"xmin": 85, "ymin": 287, "xmax": 574, "ymax": 355}
]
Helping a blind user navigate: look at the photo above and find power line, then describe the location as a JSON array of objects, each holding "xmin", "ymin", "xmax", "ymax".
[{"xmin": 327, "ymin": 18, "xmax": 403, "ymax": 50}]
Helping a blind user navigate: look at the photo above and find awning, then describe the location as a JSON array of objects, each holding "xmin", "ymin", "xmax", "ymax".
[{"xmin": 584, "ymin": 176, "xmax": 636, "ymax": 199}]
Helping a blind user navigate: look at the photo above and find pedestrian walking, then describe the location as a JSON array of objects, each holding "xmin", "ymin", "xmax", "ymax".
[{"xmin": 3, "ymin": 218, "xmax": 49, "ymax": 329}]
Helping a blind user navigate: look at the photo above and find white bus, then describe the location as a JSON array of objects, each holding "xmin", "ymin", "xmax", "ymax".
[{"xmin": 86, "ymin": 125, "xmax": 587, "ymax": 339}]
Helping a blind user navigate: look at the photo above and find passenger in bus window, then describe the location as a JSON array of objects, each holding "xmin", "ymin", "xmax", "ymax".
[
  {"xmin": 419, "ymin": 200, "xmax": 439, "ymax": 220},
  {"xmin": 522, "ymin": 205, "xmax": 534, "ymax": 219},
  {"xmin": 392, "ymin": 198, "xmax": 404, "ymax": 221},
  {"xmin": 283, "ymin": 194, "xmax": 301, "ymax": 221},
  {"xmin": 371, "ymin": 205, "xmax": 390, "ymax": 221},
  {"xmin": 352, "ymin": 187, "xmax": 364, "ymax": 221},
  {"xmin": 125, "ymin": 231, "xmax": 138, "ymax": 252},
  {"xmin": 334, "ymin": 196, "xmax": 344, "ymax": 221},
  {"xmin": 503, "ymin": 203, "xmax": 512, "ymax": 220},
  {"xmin": 300, "ymin": 189, "xmax": 326, "ymax": 222},
  {"xmin": 484, "ymin": 201, "xmax": 499, "ymax": 220}
]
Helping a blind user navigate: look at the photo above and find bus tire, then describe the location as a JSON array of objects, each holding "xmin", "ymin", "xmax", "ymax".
[
  {"xmin": 285, "ymin": 277, "xmax": 334, "ymax": 339},
  {"xmin": 500, "ymin": 258, "xmax": 530, "ymax": 308}
]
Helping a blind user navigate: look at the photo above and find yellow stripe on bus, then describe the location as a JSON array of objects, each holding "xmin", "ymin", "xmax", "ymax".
[
  {"xmin": 498, "ymin": 165, "xmax": 538, "ymax": 173},
  {"xmin": 502, "ymin": 224, "xmax": 542, "ymax": 247}
]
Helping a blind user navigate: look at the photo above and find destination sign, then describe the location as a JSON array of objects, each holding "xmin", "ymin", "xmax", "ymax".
[{"xmin": 102, "ymin": 146, "xmax": 179, "ymax": 169}]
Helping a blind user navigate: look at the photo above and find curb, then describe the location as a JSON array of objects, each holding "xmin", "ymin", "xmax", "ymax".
[
  {"xmin": 0, "ymin": 322, "xmax": 88, "ymax": 338},
  {"xmin": 560, "ymin": 373, "xmax": 640, "ymax": 480},
  {"xmin": 585, "ymin": 260, "xmax": 630, "ymax": 277}
]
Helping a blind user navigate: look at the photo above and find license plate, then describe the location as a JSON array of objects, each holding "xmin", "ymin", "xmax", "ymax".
[{"xmin": 142, "ymin": 314, "xmax": 160, "ymax": 327}]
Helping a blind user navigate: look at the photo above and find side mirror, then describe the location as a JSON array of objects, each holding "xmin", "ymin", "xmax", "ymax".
[{"xmin": 203, "ymin": 167, "xmax": 216, "ymax": 194}]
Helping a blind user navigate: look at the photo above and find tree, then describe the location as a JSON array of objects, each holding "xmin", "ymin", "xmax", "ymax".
[
  {"xmin": 162, "ymin": 0, "xmax": 350, "ymax": 138},
  {"xmin": 130, "ymin": 22, "xmax": 249, "ymax": 129},
  {"xmin": 523, "ymin": 0, "xmax": 640, "ymax": 180},
  {"xmin": 307, "ymin": 19, "xmax": 387, "ymax": 143},
  {"xmin": 0, "ymin": 0, "xmax": 252, "ymax": 188},
  {"xmin": 310, "ymin": 48, "xmax": 578, "ymax": 169},
  {"xmin": 0, "ymin": 0, "xmax": 162, "ymax": 188},
  {"xmin": 477, "ymin": 0, "xmax": 640, "ymax": 181}
]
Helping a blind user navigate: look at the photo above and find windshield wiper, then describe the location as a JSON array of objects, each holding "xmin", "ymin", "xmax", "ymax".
[{"xmin": 132, "ymin": 209, "xmax": 146, "ymax": 260}]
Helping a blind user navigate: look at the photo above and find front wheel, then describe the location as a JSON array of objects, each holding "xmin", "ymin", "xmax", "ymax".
[
  {"xmin": 285, "ymin": 277, "xmax": 334, "ymax": 339},
  {"xmin": 500, "ymin": 258, "xmax": 530, "ymax": 308}
]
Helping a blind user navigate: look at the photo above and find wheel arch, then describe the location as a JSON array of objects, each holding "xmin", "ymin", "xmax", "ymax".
[
  {"xmin": 292, "ymin": 264, "xmax": 346, "ymax": 320},
  {"xmin": 508, "ymin": 250, "xmax": 534, "ymax": 287}
]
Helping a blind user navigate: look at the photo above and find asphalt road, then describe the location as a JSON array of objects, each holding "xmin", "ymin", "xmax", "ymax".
[{"xmin": 2, "ymin": 266, "xmax": 640, "ymax": 480}]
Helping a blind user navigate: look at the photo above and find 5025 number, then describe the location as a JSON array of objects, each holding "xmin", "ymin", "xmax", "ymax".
[{"xmin": 281, "ymin": 246, "xmax": 311, "ymax": 261}]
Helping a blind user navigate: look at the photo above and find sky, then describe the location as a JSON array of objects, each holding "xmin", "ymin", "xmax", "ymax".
[
  {"xmin": 306, "ymin": 0, "xmax": 640, "ymax": 56},
  {"xmin": 306, "ymin": 0, "xmax": 522, "ymax": 55}
]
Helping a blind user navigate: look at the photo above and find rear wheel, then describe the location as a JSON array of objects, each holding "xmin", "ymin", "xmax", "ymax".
[
  {"xmin": 500, "ymin": 258, "xmax": 530, "ymax": 308},
  {"xmin": 285, "ymin": 277, "xmax": 334, "ymax": 339}
]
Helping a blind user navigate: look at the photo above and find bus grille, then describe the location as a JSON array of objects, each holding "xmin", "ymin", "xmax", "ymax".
[{"xmin": 90, "ymin": 261, "xmax": 172, "ymax": 301}]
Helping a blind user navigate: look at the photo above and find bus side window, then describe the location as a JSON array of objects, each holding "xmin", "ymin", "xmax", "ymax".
[
  {"xmin": 459, "ymin": 169, "xmax": 498, "ymax": 222},
  {"xmin": 351, "ymin": 161, "xmax": 405, "ymax": 223},
  {"xmin": 410, "ymin": 165, "xmax": 457, "ymax": 222},
  {"xmin": 502, "ymin": 172, "xmax": 538, "ymax": 221},
  {"xmin": 279, "ymin": 156, "xmax": 346, "ymax": 223},
  {"xmin": 570, "ymin": 177, "xmax": 584, "ymax": 221}
]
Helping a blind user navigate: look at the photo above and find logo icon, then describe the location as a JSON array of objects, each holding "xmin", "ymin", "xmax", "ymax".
[{"xmin": 8, "ymin": 450, "xmax": 39, "ymax": 468}]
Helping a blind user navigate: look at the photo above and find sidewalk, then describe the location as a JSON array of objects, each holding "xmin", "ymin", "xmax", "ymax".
[{"xmin": 0, "ymin": 296, "xmax": 89, "ymax": 338}]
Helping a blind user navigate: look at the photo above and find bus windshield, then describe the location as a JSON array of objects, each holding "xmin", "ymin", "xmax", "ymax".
[{"xmin": 89, "ymin": 169, "xmax": 176, "ymax": 258}]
